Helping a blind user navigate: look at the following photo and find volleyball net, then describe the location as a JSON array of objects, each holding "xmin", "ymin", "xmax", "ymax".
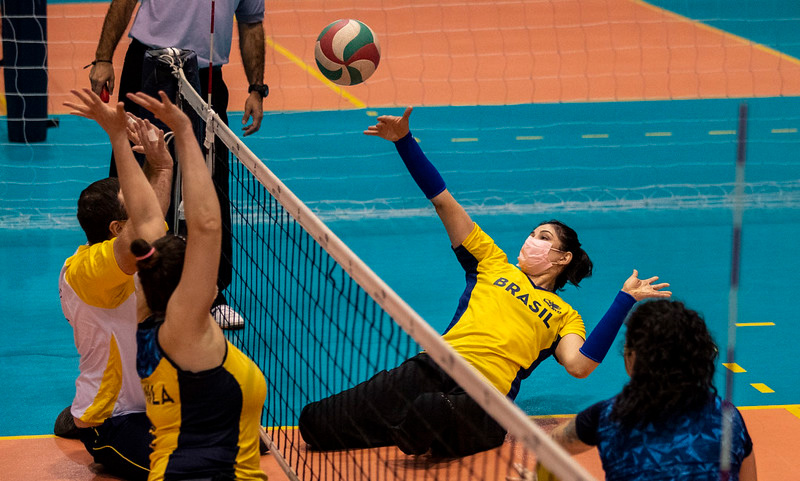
[
  {"xmin": 3, "ymin": 0, "xmax": 800, "ymax": 229},
  {"xmin": 170, "ymin": 62, "xmax": 595, "ymax": 480}
]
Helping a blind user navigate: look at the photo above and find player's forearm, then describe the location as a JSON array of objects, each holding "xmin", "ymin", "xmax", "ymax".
[
  {"xmin": 111, "ymin": 134, "xmax": 164, "ymax": 237},
  {"xmin": 550, "ymin": 419, "xmax": 592, "ymax": 455},
  {"xmin": 172, "ymin": 125, "xmax": 221, "ymax": 230},
  {"xmin": 238, "ymin": 22, "xmax": 265, "ymax": 85},
  {"xmin": 143, "ymin": 162, "xmax": 173, "ymax": 217},
  {"xmin": 394, "ymin": 132, "xmax": 446, "ymax": 199},
  {"xmin": 95, "ymin": 0, "xmax": 138, "ymax": 60},
  {"xmin": 579, "ymin": 291, "xmax": 636, "ymax": 363}
]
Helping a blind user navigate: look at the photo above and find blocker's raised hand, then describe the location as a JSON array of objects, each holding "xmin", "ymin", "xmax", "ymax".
[
  {"xmin": 127, "ymin": 91, "xmax": 191, "ymax": 133},
  {"xmin": 64, "ymin": 88, "xmax": 128, "ymax": 137},
  {"xmin": 132, "ymin": 118, "xmax": 172, "ymax": 171}
]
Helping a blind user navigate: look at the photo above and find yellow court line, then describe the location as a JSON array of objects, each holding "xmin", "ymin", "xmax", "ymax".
[
  {"xmin": 771, "ymin": 128, "xmax": 797, "ymax": 134},
  {"xmin": 709, "ymin": 130, "xmax": 736, "ymax": 136},
  {"xmin": 645, "ymin": 132, "xmax": 672, "ymax": 137},
  {"xmin": 0, "ymin": 434, "xmax": 56, "ymax": 440},
  {"xmin": 530, "ymin": 414, "xmax": 575, "ymax": 419},
  {"xmin": 266, "ymin": 36, "xmax": 367, "ymax": 109},
  {"xmin": 516, "ymin": 135, "xmax": 543, "ymax": 140},
  {"xmin": 736, "ymin": 322, "xmax": 775, "ymax": 327},
  {"xmin": 633, "ymin": 0, "xmax": 800, "ymax": 67},
  {"xmin": 366, "ymin": 111, "xmax": 378, "ymax": 117},
  {"xmin": 532, "ymin": 407, "xmax": 800, "ymax": 419},
  {"xmin": 739, "ymin": 404, "xmax": 800, "ymax": 411},
  {"xmin": 751, "ymin": 383, "xmax": 775, "ymax": 394},
  {"xmin": 263, "ymin": 425, "xmax": 299, "ymax": 431},
  {"xmin": 451, "ymin": 138, "xmax": 478, "ymax": 142},
  {"xmin": 582, "ymin": 134, "xmax": 609, "ymax": 139},
  {"xmin": 722, "ymin": 363, "xmax": 746, "ymax": 373}
]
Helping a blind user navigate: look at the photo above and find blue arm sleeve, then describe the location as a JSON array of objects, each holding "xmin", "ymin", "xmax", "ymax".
[
  {"xmin": 579, "ymin": 291, "xmax": 637, "ymax": 363},
  {"xmin": 394, "ymin": 131, "xmax": 447, "ymax": 199}
]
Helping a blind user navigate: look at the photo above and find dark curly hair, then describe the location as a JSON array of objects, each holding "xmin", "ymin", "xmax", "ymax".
[
  {"xmin": 130, "ymin": 235, "xmax": 186, "ymax": 315},
  {"xmin": 611, "ymin": 300, "xmax": 718, "ymax": 429},
  {"xmin": 537, "ymin": 220, "xmax": 593, "ymax": 292}
]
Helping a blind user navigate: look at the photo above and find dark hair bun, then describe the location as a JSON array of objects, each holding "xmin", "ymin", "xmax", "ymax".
[{"xmin": 130, "ymin": 238, "xmax": 159, "ymax": 269}]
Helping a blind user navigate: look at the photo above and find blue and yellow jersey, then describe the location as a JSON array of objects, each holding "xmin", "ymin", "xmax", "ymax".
[
  {"xmin": 137, "ymin": 317, "xmax": 268, "ymax": 481},
  {"xmin": 59, "ymin": 238, "xmax": 145, "ymax": 424},
  {"xmin": 442, "ymin": 223, "xmax": 586, "ymax": 399}
]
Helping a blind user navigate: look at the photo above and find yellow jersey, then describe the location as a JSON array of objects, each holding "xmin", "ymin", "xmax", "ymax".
[
  {"xmin": 59, "ymin": 238, "xmax": 145, "ymax": 424},
  {"xmin": 137, "ymin": 317, "xmax": 268, "ymax": 481},
  {"xmin": 442, "ymin": 223, "xmax": 586, "ymax": 399}
]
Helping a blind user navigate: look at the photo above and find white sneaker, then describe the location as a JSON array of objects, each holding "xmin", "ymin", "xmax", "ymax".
[{"xmin": 212, "ymin": 305, "xmax": 245, "ymax": 330}]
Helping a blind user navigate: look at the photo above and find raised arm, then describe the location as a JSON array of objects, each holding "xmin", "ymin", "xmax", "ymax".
[
  {"xmin": 238, "ymin": 21, "xmax": 266, "ymax": 136},
  {"xmin": 129, "ymin": 116, "xmax": 174, "ymax": 216},
  {"xmin": 89, "ymin": 0, "xmax": 138, "ymax": 96},
  {"xmin": 128, "ymin": 91, "xmax": 220, "ymax": 336},
  {"xmin": 364, "ymin": 107, "xmax": 474, "ymax": 247},
  {"xmin": 64, "ymin": 89, "xmax": 169, "ymax": 274},
  {"xmin": 555, "ymin": 269, "xmax": 672, "ymax": 378}
]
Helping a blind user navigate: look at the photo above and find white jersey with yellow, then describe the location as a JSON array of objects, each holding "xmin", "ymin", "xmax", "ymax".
[
  {"xmin": 442, "ymin": 223, "xmax": 586, "ymax": 399},
  {"xmin": 59, "ymin": 237, "xmax": 146, "ymax": 424}
]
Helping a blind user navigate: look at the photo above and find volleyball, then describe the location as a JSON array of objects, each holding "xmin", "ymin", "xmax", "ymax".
[{"xmin": 315, "ymin": 19, "xmax": 381, "ymax": 86}]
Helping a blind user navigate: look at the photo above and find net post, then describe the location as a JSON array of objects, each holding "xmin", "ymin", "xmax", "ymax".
[
  {"xmin": 720, "ymin": 101, "xmax": 747, "ymax": 479},
  {"xmin": 207, "ymin": 0, "xmax": 216, "ymax": 109}
]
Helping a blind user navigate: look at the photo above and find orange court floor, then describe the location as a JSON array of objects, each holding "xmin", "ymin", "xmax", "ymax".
[
  {"xmin": 2, "ymin": 0, "xmax": 799, "ymax": 116},
  {"xmin": 1, "ymin": 408, "xmax": 799, "ymax": 480}
]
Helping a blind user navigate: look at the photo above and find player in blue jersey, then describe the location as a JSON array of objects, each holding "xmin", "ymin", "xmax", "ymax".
[
  {"xmin": 544, "ymin": 300, "xmax": 756, "ymax": 480},
  {"xmin": 298, "ymin": 107, "xmax": 672, "ymax": 457}
]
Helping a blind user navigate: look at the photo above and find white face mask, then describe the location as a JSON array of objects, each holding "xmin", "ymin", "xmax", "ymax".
[{"xmin": 517, "ymin": 237, "xmax": 555, "ymax": 275}]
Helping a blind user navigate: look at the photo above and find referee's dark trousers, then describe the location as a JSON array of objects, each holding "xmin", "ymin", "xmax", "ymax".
[{"xmin": 110, "ymin": 39, "xmax": 233, "ymax": 294}]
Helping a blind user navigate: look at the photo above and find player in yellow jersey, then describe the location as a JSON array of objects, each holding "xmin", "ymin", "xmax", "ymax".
[
  {"xmin": 58, "ymin": 95, "xmax": 173, "ymax": 480},
  {"xmin": 299, "ymin": 107, "xmax": 672, "ymax": 457},
  {"xmin": 67, "ymin": 88, "xmax": 268, "ymax": 481}
]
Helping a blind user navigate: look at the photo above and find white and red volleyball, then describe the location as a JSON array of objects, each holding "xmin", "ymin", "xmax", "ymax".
[{"xmin": 315, "ymin": 19, "xmax": 381, "ymax": 86}]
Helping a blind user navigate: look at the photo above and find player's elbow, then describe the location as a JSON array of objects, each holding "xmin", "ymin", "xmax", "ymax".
[
  {"xmin": 191, "ymin": 213, "xmax": 222, "ymax": 234},
  {"xmin": 567, "ymin": 365, "xmax": 592, "ymax": 379},
  {"xmin": 564, "ymin": 359, "xmax": 596, "ymax": 379}
]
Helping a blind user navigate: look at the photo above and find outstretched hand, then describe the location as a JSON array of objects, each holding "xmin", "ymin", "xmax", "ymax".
[
  {"xmin": 126, "ymin": 91, "xmax": 191, "ymax": 133},
  {"xmin": 131, "ymin": 117, "xmax": 172, "ymax": 171},
  {"xmin": 621, "ymin": 269, "xmax": 672, "ymax": 301},
  {"xmin": 364, "ymin": 106, "xmax": 413, "ymax": 142},
  {"xmin": 64, "ymin": 88, "xmax": 128, "ymax": 137}
]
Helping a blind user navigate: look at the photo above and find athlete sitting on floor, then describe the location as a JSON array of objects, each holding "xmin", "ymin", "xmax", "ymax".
[
  {"xmin": 58, "ymin": 94, "xmax": 173, "ymax": 480},
  {"xmin": 298, "ymin": 107, "xmax": 672, "ymax": 458},
  {"xmin": 66, "ymin": 87, "xmax": 269, "ymax": 481}
]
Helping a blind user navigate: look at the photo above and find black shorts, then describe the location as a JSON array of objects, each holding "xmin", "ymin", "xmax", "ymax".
[{"xmin": 77, "ymin": 412, "xmax": 152, "ymax": 481}]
